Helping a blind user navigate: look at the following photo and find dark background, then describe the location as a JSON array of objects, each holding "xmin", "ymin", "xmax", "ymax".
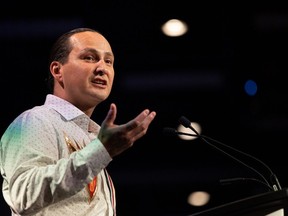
[{"xmin": 1, "ymin": 1, "xmax": 288, "ymax": 215}]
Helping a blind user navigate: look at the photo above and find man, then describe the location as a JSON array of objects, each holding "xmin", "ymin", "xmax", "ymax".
[{"xmin": 0, "ymin": 27, "xmax": 156, "ymax": 215}]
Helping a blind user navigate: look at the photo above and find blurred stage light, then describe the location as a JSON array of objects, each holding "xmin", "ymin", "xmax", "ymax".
[
  {"xmin": 161, "ymin": 19, "xmax": 188, "ymax": 37},
  {"xmin": 187, "ymin": 191, "xmax": 210, "ymax": 206},
  {"xmin": 177, "ymin": 122, "xmax": 202, "ymax": 140}
]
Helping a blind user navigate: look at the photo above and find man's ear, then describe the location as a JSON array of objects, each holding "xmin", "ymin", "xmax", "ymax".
[{"xmin": 50, "ymin": 61, "xmax": 62, "ymax": 81}]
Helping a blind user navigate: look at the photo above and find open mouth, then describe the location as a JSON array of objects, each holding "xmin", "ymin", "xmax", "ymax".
[{"xmin": 92, "ymin": 79, "xmax": 107, "ymax": 86}]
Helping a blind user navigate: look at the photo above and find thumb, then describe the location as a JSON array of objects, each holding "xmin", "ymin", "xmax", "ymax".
[{"xmin": 103, "ymin": 103, "xmax": 117, "ymax": 127}]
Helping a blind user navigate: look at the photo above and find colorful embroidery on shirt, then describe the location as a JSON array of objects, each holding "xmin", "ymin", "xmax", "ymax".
[{"xmin": 63, "ymin": 132, "xmax": 97, "ymax": 204}]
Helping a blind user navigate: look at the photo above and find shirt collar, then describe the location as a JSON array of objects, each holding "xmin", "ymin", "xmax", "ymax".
[
  {"xmin": 44, "ymin": 94, "xmax": 84, "ymax": 121},
  {"xmin": 44, "ymin": 94, "xmax": 100, "ymax": 133}
]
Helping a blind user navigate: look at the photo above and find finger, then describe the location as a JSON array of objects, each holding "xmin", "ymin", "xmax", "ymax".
[
  {"xmin": 102, "ymin": 103, "xmax": 117, "ymax": 127},
  {"xmin": 127, "ymin": 111, "xmax": 157, "ymax": 138},
  {"xmin": 134, "ymin": 109, "xmax": 151, "ymax": 123},
  {"xmin": 124, "ymin": 109, "xmax": 150, "ymax": 131}
]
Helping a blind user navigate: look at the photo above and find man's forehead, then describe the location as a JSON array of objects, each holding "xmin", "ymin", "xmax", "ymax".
[{"xmin": 70, "ymin": 32, "xmax": 112, "ymax": 53}]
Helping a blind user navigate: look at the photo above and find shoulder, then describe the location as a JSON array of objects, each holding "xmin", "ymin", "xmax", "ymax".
[{"xmin": 4, "ymin": 105, "xmax": 60, "ymax": 133}]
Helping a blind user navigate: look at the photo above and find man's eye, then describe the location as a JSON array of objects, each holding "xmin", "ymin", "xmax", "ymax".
[
  {"xmin": 85, "ymin": 56, "xmax": 95, "ymax": 61},
  {"xmin": 106, "ymin": 59, "xmax": 113, "ymax": 64}
]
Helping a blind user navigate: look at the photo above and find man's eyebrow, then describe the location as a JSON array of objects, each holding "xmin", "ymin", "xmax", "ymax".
[{"xmin": 82, "ymin": 48, "xmax": 114, "ymax": 57}]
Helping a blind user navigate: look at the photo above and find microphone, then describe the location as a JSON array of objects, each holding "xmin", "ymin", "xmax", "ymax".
[
  {"xmin": 164, "ymin": 116, "xmax": 282, "ymax": 192},
  {"xmin": 178, "ymin": 116, "xmax": 200, "ymax": 136},
  {"xmin": 162, "ymin": 127, "xmax": 198, "ymax": 137}
]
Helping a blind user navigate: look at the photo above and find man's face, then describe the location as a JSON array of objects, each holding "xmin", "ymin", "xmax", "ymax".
[{"xmin": 57, "ymin": 31, "xmax": 115, "ymax": 110}]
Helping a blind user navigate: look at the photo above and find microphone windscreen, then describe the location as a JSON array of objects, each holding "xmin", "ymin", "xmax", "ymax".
[
  {"xmin": 162, "ymin": 127, "xmax": 177, "ymax": 136},
  {"xmin": 179, "ymin": 116, "xmax": 191, "ymax": 128}
]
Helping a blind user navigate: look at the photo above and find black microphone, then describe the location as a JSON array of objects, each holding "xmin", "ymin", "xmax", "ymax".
[
  {"xmin": 162, "ymin": 127, "xmax": 198, "ymax": 137},
  {"xmin": 180, "ymin": 116, "xmax": 282, "ymax": 191},
  {"xmin": 178, "ymin": 116, "xmax": 200, "ymax": 136},
  {"xmin": 164, "ymin": 116, "xmax": 282, "ymax": 192}
]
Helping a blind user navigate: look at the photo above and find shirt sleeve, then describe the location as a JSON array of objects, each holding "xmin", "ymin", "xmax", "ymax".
[{"xmin": 0, "ymin": 110, "xmax": 112, "ymax": 215}]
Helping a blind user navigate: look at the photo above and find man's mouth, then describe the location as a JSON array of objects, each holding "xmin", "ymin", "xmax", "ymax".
[{"xmin": 92, "ymin": 79, "xmax": 107, "ymax": 85}]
